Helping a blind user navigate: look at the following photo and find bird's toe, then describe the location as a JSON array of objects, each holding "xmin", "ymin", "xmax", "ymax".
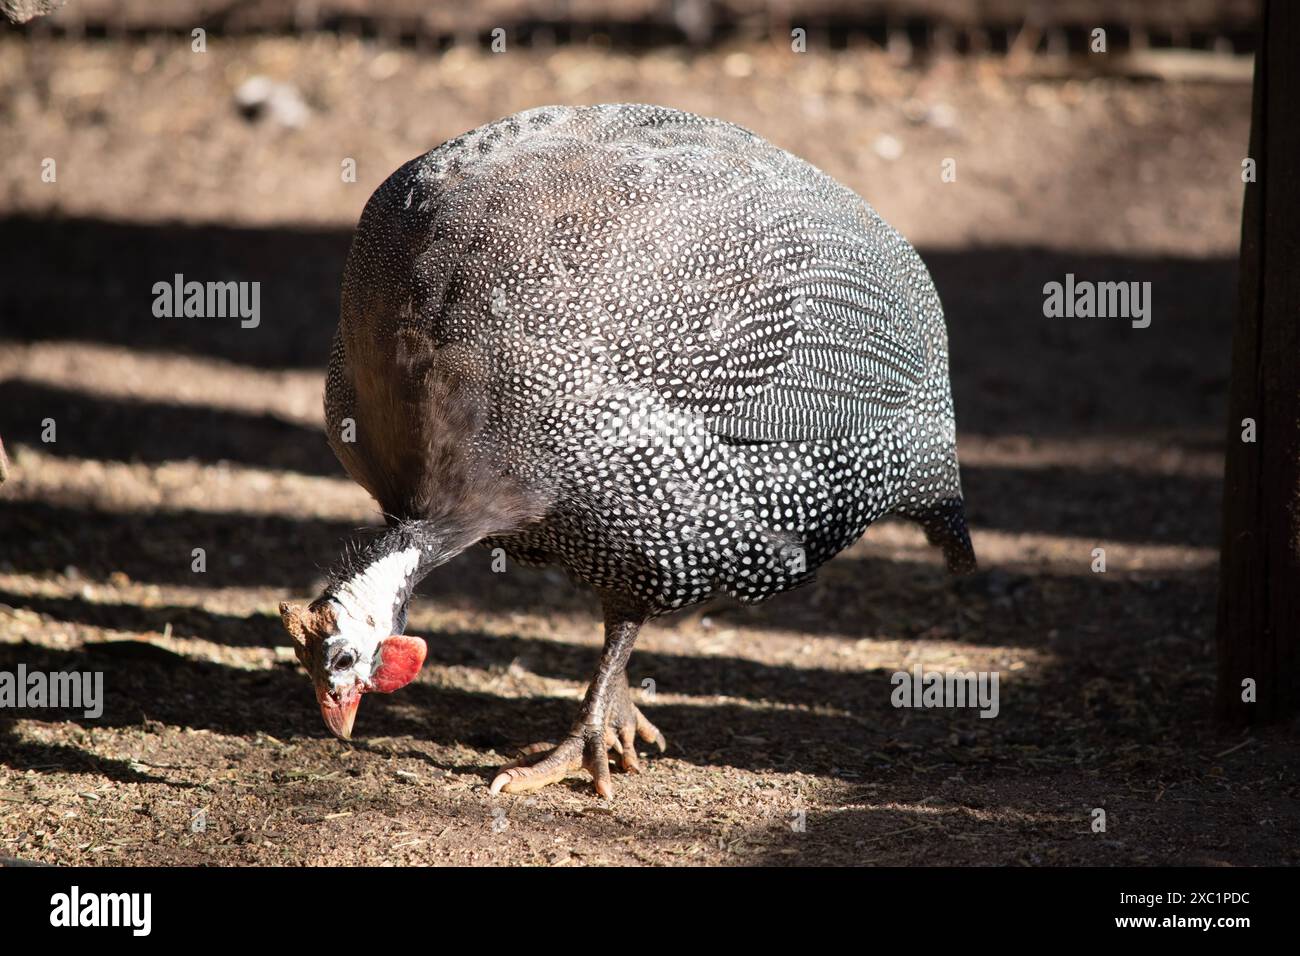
[{"xmin": 489, "ymin": 736, "xmax": 585, "ymax": 795}]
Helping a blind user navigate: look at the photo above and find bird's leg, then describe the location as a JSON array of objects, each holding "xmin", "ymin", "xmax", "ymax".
[{"xmin": 490, "ymin": 604, "xmax": 665, "ymax": 798}]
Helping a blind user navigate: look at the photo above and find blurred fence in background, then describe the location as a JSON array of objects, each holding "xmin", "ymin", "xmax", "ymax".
[{"xmin": 10, "ymin": 1, "xmax": 1260, "ymax": 55}]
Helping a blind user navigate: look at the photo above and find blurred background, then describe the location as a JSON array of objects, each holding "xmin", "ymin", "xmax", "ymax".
[{"xmin": 2, "ymin": 0, "xmax": 1294, "ymax": 867}]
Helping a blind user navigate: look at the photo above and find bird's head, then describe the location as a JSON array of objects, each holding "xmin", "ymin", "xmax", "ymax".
[{"xmin": 279, "ymin": 599, "xmax": 426, "ymax": 739}]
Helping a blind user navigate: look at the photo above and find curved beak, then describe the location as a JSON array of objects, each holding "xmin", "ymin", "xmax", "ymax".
[{"xmin": 316, "ymin": 685, "xmax": 361, "ymax": 740}]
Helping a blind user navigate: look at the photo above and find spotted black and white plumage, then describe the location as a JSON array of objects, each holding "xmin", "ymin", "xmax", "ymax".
[{"xmin": 327, "ymin": 103, "xmax": 973, "ymax": 619}]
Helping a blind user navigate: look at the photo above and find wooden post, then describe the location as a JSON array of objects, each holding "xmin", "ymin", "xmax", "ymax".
[{"xmin": 1216, "ymin": 0, "xmax": 1300, "ymax": 724}]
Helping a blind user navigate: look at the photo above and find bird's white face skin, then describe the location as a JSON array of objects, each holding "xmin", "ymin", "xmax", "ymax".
[
  {"xmin": 314, "ymin": 602, "xmax": 385, "ymax": 736},
  {"xmin": 321, "ymin": 598, "xmax": 388, "ymax": 694}
]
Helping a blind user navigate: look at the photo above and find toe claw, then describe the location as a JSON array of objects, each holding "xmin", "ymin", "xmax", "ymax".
[
  {"xmin": 617, "ymin": 724, "xmax": 641, "ymax": 773},
  {"xmin": 583, "ymin": 737, "xmax": 614, "ymax": 798},
  {"xmin": 635, "ymin": 711, "xmax": 667, "ymax": 752}
]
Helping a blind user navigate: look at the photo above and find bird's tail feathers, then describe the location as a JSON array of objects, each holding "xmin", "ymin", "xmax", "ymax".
[{"xmin": 908, "ymin": 497, "xmax": 977, "ymax": 576}]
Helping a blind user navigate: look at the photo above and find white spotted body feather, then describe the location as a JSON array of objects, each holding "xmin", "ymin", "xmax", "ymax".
[{"xmin": 326, "ymin": 104, "xmax": 975, "ymax": 619}]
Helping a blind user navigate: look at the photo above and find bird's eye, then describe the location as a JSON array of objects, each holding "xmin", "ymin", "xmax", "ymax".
[{"xmin": 331, "ymin": 650, "xmax": 356, "ymax": 672}]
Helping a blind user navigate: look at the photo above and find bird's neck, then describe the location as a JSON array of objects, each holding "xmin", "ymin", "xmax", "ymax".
[{"xmin": 322, "ymin": 520, "xmax": 453, "ymax": 637}]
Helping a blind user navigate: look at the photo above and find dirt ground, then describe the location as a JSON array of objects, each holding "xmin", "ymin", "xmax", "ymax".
[{"xmin": 2, "ymin": 32, "xmax": 1297, "ymax": 866}]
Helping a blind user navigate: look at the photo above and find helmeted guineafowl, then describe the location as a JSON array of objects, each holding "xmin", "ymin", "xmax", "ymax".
[{"xmin": 279, "ymin": 103, "xmax": 975, "ymax": 798}]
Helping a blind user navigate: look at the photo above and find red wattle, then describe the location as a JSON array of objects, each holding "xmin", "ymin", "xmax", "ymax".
[{"xmin": 370, "ymin": 635, "xmax": 427, "ymax": 693}]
